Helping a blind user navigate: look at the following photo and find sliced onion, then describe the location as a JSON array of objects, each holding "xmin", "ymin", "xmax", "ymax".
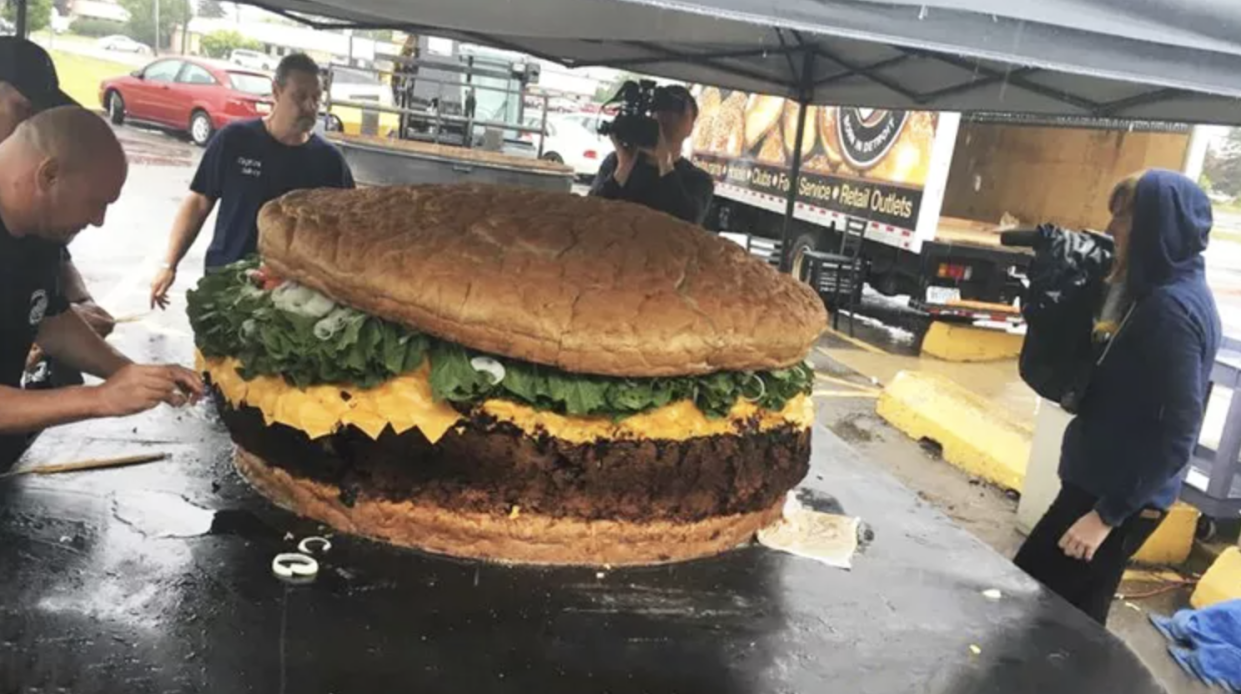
[
  {"xmin": 301, "ymin": 292, "xmax": 336, "ymax": 318},
  {"xmin": 313, "ymin": 307, "xmax": 357, "ymax": 341},
  {"xmin": 297, "ymin": 536, "xmax": 332, "ymax": 555},
  {"xmin": 741, "ymin": 373, "xmax": 767, "ymax": 402},
  {"xmin": 470, "ymin": 356, "xmax": 506, "ymax": 385},
  {"xmin": 239, "ymin": 283, "xmax": 266, "ymax": 299},
  {"xmin": 804, "ymin": 358, "xmax": 815, "ymax": 369},
  {"xmin": 272, "ymin": 282, "xmax": 336, "ymax": 318},
  {"xmin": 272, "ymin": 552, "xmax": 318, "ymax": 579}
]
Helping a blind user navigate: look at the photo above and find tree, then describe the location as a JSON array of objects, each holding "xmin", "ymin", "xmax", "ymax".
[
  {"xmin": 4, "ymin": 0, "xmax": 53, "ymax": 33},
  {"xmin": 197, "ymin": 0, "xmax": 226, "ymax": 18},
  {"xmin": 1204, "ymin": 129, "xmax": 1241, "ymax": 198},
  {"xmin": 119, "ymin": 0, "xmax": 192, "ymax": 50},
  {"xmin": 200, "ymin": 29, "xmax": 258, "ymax": 58}
]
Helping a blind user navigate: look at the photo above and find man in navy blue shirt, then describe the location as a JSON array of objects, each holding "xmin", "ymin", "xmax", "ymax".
[{"xmin": 149, "ymin": 53, "xmax": 353, "ymax": 309}]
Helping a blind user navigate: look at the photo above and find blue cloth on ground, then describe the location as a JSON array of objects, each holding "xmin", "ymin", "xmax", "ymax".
[{"xmin": 1150, "ymin": 599, "xmax": 1241, "ymax": 692}]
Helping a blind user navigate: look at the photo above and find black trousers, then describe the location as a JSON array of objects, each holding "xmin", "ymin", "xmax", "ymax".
[{"xmin": 1013, "ymin": 482, "xmax": 1165, "ymax": 625}]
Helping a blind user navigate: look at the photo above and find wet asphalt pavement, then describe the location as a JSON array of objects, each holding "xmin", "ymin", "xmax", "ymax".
[{"xmin": 0, "ymin": 125, "xmax": 1167, "ymax": 692}]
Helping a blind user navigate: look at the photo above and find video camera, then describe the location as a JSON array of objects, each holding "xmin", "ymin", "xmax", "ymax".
[{"xmin": 597, "ymin": 80, "xmax": 689, "ymax": 149}]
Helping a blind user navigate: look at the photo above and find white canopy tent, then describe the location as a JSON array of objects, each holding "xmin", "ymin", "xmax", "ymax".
[
  {"xmin": 18, "ymin": 0, "xmax": 1241, "ymax": 263},
  {"xmin": 235, "ymin": 0, "xmax": 1241, "ymax": 124}
]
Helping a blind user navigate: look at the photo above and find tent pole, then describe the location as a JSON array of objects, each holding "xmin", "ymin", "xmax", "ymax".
[
  {"xmin": 15, "ymin": 0, "xmax": 27, "ymax": 38},
  {"xmin": 779, "ymin": 48, "xmax": 815, "ymax": 273}
]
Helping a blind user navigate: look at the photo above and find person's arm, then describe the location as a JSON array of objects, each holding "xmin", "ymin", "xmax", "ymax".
[
  {"xmin": 589, "ymin": 151, "xmax": 624, "ymax": 199},
  {"xmin": 652, "ymin": 164, "xmax": 715, "ymax": 225},
  {"xmin": 1094, "ymin": 298, "xmax": 1209, "ymax": 526},
  {"xmin": 152, "ymin": 129, "xmax": 229, "ymax": 310},
  {"xmin": 36, "ymin": 310, "xmax": 130, "ymax": 379},
  {"xmin": 0, "ymin": 363, "xmax": 206, "ymax": 436},
  {"xmin": 150, "ymin": 192, "xmax": 216, "ymax": 310},
  {"xmin": 59, "ymin": 254, "xmax": 91, "ymax": 304},
  {"xmin": 59, "ymin": 255, "xmax": 115, "ymax": 337}
]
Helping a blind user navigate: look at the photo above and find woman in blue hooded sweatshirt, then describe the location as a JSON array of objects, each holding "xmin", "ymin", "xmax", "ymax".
[{"xmin": 1014, "ymin": 169, "xmax": 1221, "ymax": 625}]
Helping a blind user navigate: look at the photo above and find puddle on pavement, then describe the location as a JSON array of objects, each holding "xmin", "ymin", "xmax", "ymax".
[
  {"xmin": 794, "ymin": 488, "xmax": 845, "ymax": 516},
  {"xmin": 110, "ymin": 490, "xmax": 272, "ymax": 540}
]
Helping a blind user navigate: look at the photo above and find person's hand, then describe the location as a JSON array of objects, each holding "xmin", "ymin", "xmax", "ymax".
[
  {"xmin": 72, "ymin": 300, "xmax": 116, "ymax": 338},
  {"xmin": 640, "ymin": 129, "xmax": 676, "ymax": 177},
  {"xmin": 25, "ymin": 345, "xmax": 43, "ymax": 372},
  {"xmin": 611, "ymin": 133, "xmax": 641, "ymax": 185},
  {"xmin": 150, "ymin": 265, "xmax": 177, "ymax": 310},
  {"xmin": 1058, "ymin": 510, "xmax": 1114, "ymax": 561},
  {"xmin": 93, "ymin": 364, "xmax": 205, "ymax": 417}
]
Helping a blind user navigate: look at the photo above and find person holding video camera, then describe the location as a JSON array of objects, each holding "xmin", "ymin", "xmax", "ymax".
[
  {"xmin": 589, "ymin": 84, "xmax": 713, "ymax": 225},
  {"xmin": 1013, "ymin": 169, "xmax": 1220, "ymax": 625}
]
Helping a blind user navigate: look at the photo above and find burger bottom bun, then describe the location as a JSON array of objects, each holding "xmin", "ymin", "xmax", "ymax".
[{"xmin": 235, "ymin": 446, "xmax": 786, "ymax": 566}]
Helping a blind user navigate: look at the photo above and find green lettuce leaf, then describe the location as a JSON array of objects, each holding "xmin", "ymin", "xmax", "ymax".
[{"xmin": 187, "ymin": 257, "xmax": 815, "ymax": 419}]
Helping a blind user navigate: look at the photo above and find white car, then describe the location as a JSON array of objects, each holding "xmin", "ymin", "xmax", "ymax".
[
  {"xmin": 229, "ymin": 49, "xmax": 275, "ymax": 71},
  {"xmin": 97, "ymin": 35, "xmax": 151, "ymax": 55},
  {"xmin": 537, "ymin": 113, "xmax": 608, "ymax": 178}
]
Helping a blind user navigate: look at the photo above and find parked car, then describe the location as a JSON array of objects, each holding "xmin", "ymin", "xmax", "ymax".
[
  {"xmin": 533, "ymin": 113, "xmax": 607, "ymax": 179},
  {"xmin": 100, "ymin": 57, "xmax": 274, "ymax": 146},
  {"xmin": 228, "ymin": 48, "xmax": 275, "ymax": 71},
  {"xmin": 97, "ymin": 35, "xmax": 152, "ymax": 55},
  {"xmin": 0, "ymin": 18, "xmax": 14, "ymax": 36}
]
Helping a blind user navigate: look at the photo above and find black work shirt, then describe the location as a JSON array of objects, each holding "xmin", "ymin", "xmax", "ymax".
[
  {"xmin": 0, "ymin": 218, "xmax": 68, "ymax": 466},
  {"xmin": 589, "ymin": 153, "xmax": 714, "ymax": 225},
  {"xmin": 192, "ymin": 119, "xmax": 354, "ymax": 269}
]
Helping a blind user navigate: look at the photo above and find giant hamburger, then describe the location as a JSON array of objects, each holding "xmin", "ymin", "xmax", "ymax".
[{"xmin": 188, "ymin": 184, "xmax": 826, "ymax": 566}]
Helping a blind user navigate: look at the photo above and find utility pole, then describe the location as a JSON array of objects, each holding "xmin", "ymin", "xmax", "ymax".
[{"xmin": 15, "ymin": 0, "xmax": 27, "ymax": 38}]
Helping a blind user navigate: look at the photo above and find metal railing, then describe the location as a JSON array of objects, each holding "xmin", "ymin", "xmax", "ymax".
[{"xmin": 324, "ymin": 63, "xmax": 550, "ymax": 155}]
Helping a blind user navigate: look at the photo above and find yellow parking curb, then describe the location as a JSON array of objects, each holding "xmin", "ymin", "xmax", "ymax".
[
  {"xmin": 922, "ymin": 323, "xmax": 1024, "ymax": 362},
  {"xmin": 876, "ymin": 371, "xmax": 1032, "ymax": 491},
  {"xmin": 1132, "ymin": 501, "xmax": 1200, "ymax": 566},
  {"xmin": 1191, "ymin": 546, "xmax": 1241, "ymax": 609}
]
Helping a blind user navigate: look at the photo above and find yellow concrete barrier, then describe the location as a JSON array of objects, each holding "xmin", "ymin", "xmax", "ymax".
[
  {"xmin": 922, "ymin": 323, "xmax": 1025, "ymax": 363},
  {"xmin": 1132, "ymin": 501, "xmax": 1200, "ymax": 566},
  {"xmin": 876, "ymin": 371, "xmax": 1032, "ymax": 491},
  {"xmin": 1191, "ymin": 546, "xmax": 1241, "ymax": 609}
]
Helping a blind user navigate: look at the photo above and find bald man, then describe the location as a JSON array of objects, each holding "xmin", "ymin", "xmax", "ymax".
[
  {"xmin": 0, "ymin": 37, "xmax": 116, "ymax": 386},
  {"xmin": 0, "ymin": 107, "xmax": 203, "ymax": 469}
]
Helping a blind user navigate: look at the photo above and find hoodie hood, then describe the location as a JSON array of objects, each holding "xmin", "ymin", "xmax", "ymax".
[{"xmin": 1128, "ymin": 169, "xmax": 1212, "ymax": 296}]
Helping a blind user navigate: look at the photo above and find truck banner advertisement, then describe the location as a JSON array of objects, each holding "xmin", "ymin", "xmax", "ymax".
[{"xmin": 690, "ymin": 86, "xmax": 940, "ymax": 230}]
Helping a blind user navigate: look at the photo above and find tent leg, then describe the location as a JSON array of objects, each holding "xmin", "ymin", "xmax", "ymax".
[
  {"xmin": 15, "ymin": 0, "xmax": 27, "ymax": 38},
  {"xmin": 779, "ymin": 48, "xmax": 815, "ymax": 273}
]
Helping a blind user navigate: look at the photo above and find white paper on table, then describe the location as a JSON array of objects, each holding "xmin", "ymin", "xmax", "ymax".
[{"xmin": 757, "ymin": 494, "xmax": 861, "ymax": 570}]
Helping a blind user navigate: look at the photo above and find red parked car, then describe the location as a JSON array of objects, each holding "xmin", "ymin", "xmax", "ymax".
[{"xmin": 100, "ymin": 57, "xmax": 275, "ymax": 146}]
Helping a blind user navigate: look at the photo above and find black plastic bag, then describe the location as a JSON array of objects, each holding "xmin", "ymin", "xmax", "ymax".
[{"xmin": 1016, "ymin": 224, "xmax": 1114, "ymax": 413}]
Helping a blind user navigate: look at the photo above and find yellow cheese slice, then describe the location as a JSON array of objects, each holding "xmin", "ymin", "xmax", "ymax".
[{"xmin": 198, "ymin": 353, "xmax": 813, "ymax": 444}]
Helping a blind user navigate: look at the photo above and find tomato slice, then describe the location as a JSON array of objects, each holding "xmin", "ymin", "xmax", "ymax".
[{"xmin": 255, "ymin": 264, "xmax": 284, "ymax": 291}]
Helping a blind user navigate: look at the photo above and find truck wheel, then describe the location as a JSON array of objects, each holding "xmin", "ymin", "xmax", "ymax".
[
  {"xmin": 788, "ymin": 233, "xmax": 819, "ymax": 282},
  {"xmin": 542, "ymin": 152, "xmax": 564, "ymax": 164}
]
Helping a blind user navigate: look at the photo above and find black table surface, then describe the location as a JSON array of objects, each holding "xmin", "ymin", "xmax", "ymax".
[{"xmin": 0, "ymin": 371, "xmax": 1163, "ymax": 693}]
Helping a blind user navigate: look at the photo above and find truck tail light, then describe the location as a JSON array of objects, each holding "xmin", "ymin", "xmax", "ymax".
[
  {"xmin": 584, "ymin": 149, "xmax": 598, "ymax": 160},
  {"xmin": 936, "ymin": 263, "xmax": 974, "ymax": 281}
]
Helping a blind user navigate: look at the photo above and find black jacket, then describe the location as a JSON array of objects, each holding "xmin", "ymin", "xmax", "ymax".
[{"xmin": 589, "ymin": 152, "xmax": 714, "ymax": 225}]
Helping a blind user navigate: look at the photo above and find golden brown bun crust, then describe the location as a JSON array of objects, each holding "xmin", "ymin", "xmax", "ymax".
[
  {"xmin": 258, "ymin": 185, "xmax": 826, "ymax": 377},
  {"xmin": 235, "ymin": 446, "xmax": 782, "ymax": 566}
]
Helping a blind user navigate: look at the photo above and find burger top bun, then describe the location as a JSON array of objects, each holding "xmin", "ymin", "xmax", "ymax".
[{"xmin": 258, "ymin": 184, "xmax": 826, "ymax": 378}]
